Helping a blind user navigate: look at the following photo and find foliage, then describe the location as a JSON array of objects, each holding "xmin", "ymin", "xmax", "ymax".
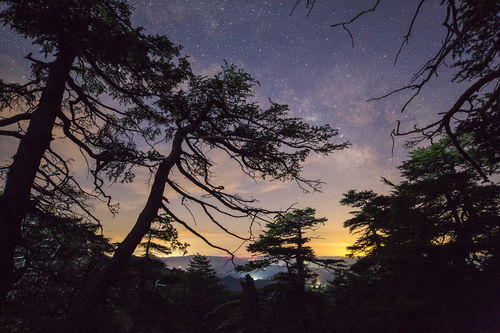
[
  {"xmin": 0, "ymin": 0, "xmax": 191, "ymax": 300},
  {"xmin": 139, "ymin": 215, "xmax": 189, "ymax": 259},
  {"xmin": 2, "ymin": 1, "xmax": 497, "ymax": 332},
  {"xmin": 0, "ymin": 0, "xmax": 190, "ymax": 218},
  {"xmin": 329, "ymin": 138, "xmax": 500, "ymax": 332},
  {"xmin": 186, "ymin": 254, "xmax": 220, "ymax": 280},
  {"xmin": 238, "ymin": 208, "xmax": 341, "ymax": 281},
  {"xmin": 173, "ymin": 254, "xmax": 231, "ymax": 332},
  {"xmin": 2, "ymin": 0, "xmax": 346, "ymax": 322},
  {"xmin": 0, "ymin": 210, "xmax": 113, "ymax": 332},
  {"xmin": 2, "ymin": 221, "xmax": 234, "ymax": 333},
  {"xmin": 238, "ymin": 208, "xmax": 344, "ymax": 332},
  {"xmin": 61, "ymin": 58, "xmax": 347, "ymax": 329}
]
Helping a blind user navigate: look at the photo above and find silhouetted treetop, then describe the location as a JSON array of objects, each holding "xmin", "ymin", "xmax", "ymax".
[
  {"xmin": 156, "ymin": 66, "xmax": 347, "ymax": 191},
  {"xmin": 334, "ymin": 137, "xmax": 499, "ymax": 332},
  {"xmin": 238, "ymin": 208, "xmax": 343, "ymax": 277}
]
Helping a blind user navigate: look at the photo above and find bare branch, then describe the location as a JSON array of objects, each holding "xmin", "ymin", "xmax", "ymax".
[
  {"xmin": 0, "ymin": 130, "xmax": 24, "ymax": 139},
  {"xmin": 0, "ymin": 113, "xmax": 32, "ymax": 127},
  {"xmin": 394, "ymin": 0, "xmax": 427, "ymax": 65},
  {"xmin": 161, "ymin": 203, "xmax": 235, "ymax": 258}
]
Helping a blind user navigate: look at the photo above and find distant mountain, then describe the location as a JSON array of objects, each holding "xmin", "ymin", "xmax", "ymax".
[
  {"xmin": 159, "ymin": 255, "xmax": 248, "ymax": 276},
  {"xmin": 159, "ymin": 255, "xmax": 355, "ymax": 284},
  {"xmin": 218, "ymin": 275, "xmax": 243, "ymax": 292}
]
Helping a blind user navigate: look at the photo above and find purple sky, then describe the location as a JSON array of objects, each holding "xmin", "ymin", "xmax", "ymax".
[{"xmin": 0, "ymin": 0, "xmax": 464, "ymax": 256}]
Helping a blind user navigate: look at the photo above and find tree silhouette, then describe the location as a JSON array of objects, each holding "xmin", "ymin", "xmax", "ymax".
[
  {"xmin": 238, "ymin": 207, "xmax": 343, "ymax": 331},
  {"xmin": 63, "ymin": 65, "xmax": 347, "ymax": 331},
  {"xmin": 330, "ymin": 138, "xmax": 500, "ymax": 332},
  {"xmin": 0, "ymin": 210, "xmax": 113, "ymax": 332},
  {"xmin": 139, "ymin": 215, "xmax": 189, "ymax": 259},
  {"xmin": 176, "ymin": 254, "xmax": 229, "ymax": 332},
  {"xmin": 0, "ymin": 0, "xmax": 190, "ymax": 301}
]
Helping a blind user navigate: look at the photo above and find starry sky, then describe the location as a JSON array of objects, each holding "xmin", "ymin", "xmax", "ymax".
[{"xmin": 0, "ymin": 0, "xmax": 464, "ymax": 256}]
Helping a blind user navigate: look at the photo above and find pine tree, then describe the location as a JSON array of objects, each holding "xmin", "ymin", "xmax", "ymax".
[
  {"xmin": 176, "ymin": 254, "xmax": 229, "ymax": 332},
  {"xmin": 238, "ymin": 208, "xmax": 343, "ymax": 331},
  {"xmin": 330, "ymin": 138, "xmax": 500, "ymax": 332},
  {"xmin": 139, "ymin": 215, "xmax": 189, "ymax": 259},
  {"xmin": 186, "ymin": 254, "xmax": 219, "ymax": 281}
]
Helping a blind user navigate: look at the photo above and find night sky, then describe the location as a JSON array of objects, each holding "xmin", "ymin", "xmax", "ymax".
[{"xmin": 0, "ymin": 0, "xmax": 464, "ymax": 256}]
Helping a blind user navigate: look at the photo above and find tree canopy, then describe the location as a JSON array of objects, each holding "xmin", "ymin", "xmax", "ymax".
[
  {"xmin": 1, "ymin": 1, "xmax": 498, "ymax": 332},
  {"xmin": 2, "ymin": 0, "xmax": 348, "ymax": 328},
  {"xmin": 238, "ymin": 208, "xmax": 344, "ymax": 331},
  {"xmin": 63, "ymin": 63, "xmax": 346, "ymax": 330},
  {"xmin": 238, "ymin": 208, "xmax": 341, "ymax": 279},
  {"xmin": 330, "ymin": 138, "xmax": 500, "ymax": 332},
  {"xmin": 0, "ymin": 0, "xmax": 190, "ymax": 300}
]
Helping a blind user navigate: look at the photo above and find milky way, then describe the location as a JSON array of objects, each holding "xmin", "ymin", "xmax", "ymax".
[{"xmin": 0, "ymin": 0, "xmax": 464, "ymax": 255}]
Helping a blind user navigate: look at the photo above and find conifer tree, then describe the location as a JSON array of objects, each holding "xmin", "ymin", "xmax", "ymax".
[
  {"xmin": 0, "ymin": 210, "xmax": 113, "ymax": 332},
  {"xmin": 177, "ymin": 254, "xmax": 228, "ymax": 332},
  {"xmin": 238, "ymin": 208, "xmax": 343, "ymax": 330},
  {"xmin": 139, "ymin": 215, "xmax": 189, "ymax": 259},
  {"xmin": 330, "ymin": 138, "xmax": 500, "ymax": 332},
  {"xmin": 186, "ymin": 254, "xmax": 219, "ymax": 281}
]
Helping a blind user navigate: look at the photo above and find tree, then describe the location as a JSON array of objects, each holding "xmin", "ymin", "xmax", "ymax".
[
  {"xmin": 174, "ymin": 254, "xmax": 230, "ymax": 332},
  {"xmin": 0, "ymin": 210, "xmax": 113, "ymax": 332},
  {"xmin": 62, "ymin": 65, "xmax": 347, "ymax": 331},
  {"xmin": 123, "ymin": 217, "xmax": 189, "ymax": 332},
  {"xmin": 330, "ymin": 138, "xmax": 500, "ymax": 332},
  {"xmin": 110, "ymin": 256, "xmax": 181, "ymax": 333},
  {"xmin": 297, "ymin": 0, "xmax": 499, "ymax": 181},
  {"xmin": 186, "ymin": 254, "xmax": 219, "ymax": 281},
  {"xmin": 0, "ymin": 0, "xmax": 190, "ymax": 300},
  {"xmin": 237, "ymin": 208, "xmax": 343, "ymax": 331},
  {"xmin": 139, "ymin": 215, "xmax": 189, "ymax": 259}
]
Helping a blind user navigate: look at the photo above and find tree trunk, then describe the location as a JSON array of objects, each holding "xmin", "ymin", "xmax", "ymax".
[
  {"xmin": 0, "ymin": 48, "xmax": 75, "ymax": 302},
  {"xmin": 61, "ymin": 131, "xmax": 185, "ymax": 332},
  {"xmin": 295, "ymin": 226, "xmax": 306, "ymax": 328},
  {"xmin": 241, "ymin": 274, "xmax": 261, "ymax": 333}
]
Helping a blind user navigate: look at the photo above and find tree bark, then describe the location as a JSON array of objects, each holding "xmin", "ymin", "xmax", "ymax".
[
  {"xmin": 61, "ymin": 130, "xmax": 185, "ymax": 332},
  {"xmin": 0, "ymin": 48, "xmax": 75, "ymax": 302}
]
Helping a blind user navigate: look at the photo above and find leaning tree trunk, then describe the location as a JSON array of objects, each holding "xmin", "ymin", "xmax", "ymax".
[
  {"xmin": 61, "ymin": 131, "xmax": 185, "ymax": 332},
  {"xmin": 0, "ymin": 48, "xmax": 75, "ymax": 302}
]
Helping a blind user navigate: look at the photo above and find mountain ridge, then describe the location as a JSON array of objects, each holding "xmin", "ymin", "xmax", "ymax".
[{"xmin": 159, "ymin": 255, "xmax": 355, "ymax": 282}]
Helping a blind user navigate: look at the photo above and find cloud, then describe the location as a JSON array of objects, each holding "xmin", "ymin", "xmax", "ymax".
[
  {"xmin": 306, "ymin": 145, "xmax": 376, "ymax": 169},
  {"xmin": 257, "ymin": 181, "xmax": 291, "ymax": 193},
  {"xmin": 191, "ymin": 61, "xmax": 224, "ymax": 78}
]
